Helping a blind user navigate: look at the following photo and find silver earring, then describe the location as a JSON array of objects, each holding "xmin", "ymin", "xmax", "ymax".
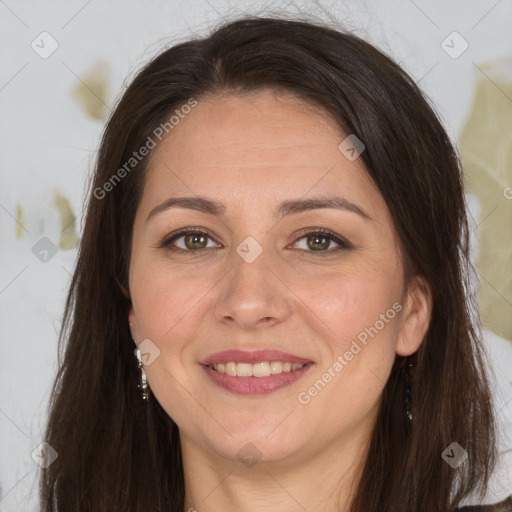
[{"xmin": 135, "ymin": 348, "xmax": 150, "ymax": 401}]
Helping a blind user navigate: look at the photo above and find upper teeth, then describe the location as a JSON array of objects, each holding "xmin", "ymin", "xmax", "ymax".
[{"xmin": 209, "ymin": 361, "xmax": 305, "ymax": 377}]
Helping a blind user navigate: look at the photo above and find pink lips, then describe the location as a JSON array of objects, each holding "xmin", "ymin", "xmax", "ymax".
[{"xmin": 200, "ymin": 349, "xmax": 314, "ymax": 395}]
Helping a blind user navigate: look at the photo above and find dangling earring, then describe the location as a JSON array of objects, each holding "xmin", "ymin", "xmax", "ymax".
[
  {"xmin": 405, "ymin": 356, "xmax": 413, "ymax": 421},
  {"xmin": 135, "ymin": 348, "xmax": 150, "ymax": 401},
  {"xmin": 131, "ymin": 321, "xmax": 150, "ymax": 401}
]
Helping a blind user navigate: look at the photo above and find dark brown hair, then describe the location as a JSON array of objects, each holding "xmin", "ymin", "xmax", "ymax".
[{"xmin": 40, "ymin": 16, "xmax": 497, "ymax": 511}]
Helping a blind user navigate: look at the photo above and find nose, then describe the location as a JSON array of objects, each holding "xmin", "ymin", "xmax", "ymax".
[{"xmin": 214, "ymin": 248, "xmax": 293, "ymax": 330}]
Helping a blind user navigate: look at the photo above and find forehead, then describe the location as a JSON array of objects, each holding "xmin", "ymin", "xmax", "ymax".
[
  {"xmin": 156, "ymin": 90, "xmax": 346, "ymax": 168},
  {"xmin": 141, "ymin": 89, "xmax": 385, "ymax": 221}
]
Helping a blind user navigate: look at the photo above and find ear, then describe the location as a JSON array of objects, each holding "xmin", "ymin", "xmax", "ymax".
[
  {"xmin": 128, "ymin": 307, "xmax": 139, "ymax": 343},
  {"xmin": 396, "ymin": 275, "xmax": 432, "ymax": 357}
]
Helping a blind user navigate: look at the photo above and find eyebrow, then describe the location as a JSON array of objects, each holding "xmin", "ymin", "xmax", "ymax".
[{"xmin": 146, "ymin": 195, "xmax": 372, "ymax": 223}]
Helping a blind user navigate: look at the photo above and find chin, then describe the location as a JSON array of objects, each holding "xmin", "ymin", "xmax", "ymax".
[{"xmin": 201, "ymin": 422, "xmax": 307, "ymax": 466}]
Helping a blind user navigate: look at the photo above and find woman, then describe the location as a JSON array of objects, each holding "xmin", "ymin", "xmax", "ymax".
[{"xmin": 39, "ymin": 16, "xmax": 511, "ymax": 511}]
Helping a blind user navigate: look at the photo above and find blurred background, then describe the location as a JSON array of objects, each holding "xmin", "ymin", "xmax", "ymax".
[{"xmin": 0, "ymin": 0, "xmax": 511, "ymax": 509}]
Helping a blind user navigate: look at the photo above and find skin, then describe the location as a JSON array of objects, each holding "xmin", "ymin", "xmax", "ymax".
[{"xmin": 128, "ymin": 89, "xmax": 432, "ymax": 511}]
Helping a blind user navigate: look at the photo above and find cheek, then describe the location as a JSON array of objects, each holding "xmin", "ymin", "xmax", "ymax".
[
  {"xmin": 129, "ymin": 262, "xmax": 212, "ymax": 426},
  {"xmin": 291, "ymin": 262, "xmax": 403, "ymax": 351},
  {"xmin": 292, "ymin": 264, "xmax": 403, "ymax": 423},
  {"xmin": 296, "ymin": 286, "xmax": 400, "ymax": 432},
  {"xmin": 130, "ymin": 258, "xmax": 216, "ymax": 342}
]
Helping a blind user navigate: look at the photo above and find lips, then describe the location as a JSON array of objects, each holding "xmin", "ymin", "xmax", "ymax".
[{"xmin": 200, "ymin": 349, "xmax": 314, "ymax": 395}]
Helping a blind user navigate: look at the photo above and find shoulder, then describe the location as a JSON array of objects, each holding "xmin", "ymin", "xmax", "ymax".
[{"xmin": 455, "ymin": 495, "xmax": 512, "ymax": 511}]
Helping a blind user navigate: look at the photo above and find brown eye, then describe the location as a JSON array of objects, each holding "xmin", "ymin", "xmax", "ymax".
[
  {"xmin": 158, "ymin": 229, "xmax": 220, "ymax": 253},
  {"xmin": 306, "ymin": 233, "xmax": 331, "ymax": 251},
  {"xmin": 292, "ymin": 229, "xmax": 352, "ymax": 255},
  {"xmin": 183, "ymin": 233, "xmax": 208, "ymax": 250}
]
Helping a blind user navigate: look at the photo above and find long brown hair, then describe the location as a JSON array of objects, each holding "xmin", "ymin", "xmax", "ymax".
[{"xmin": 40, "ymin": 16, "xmax": 497, "ymax": 511}]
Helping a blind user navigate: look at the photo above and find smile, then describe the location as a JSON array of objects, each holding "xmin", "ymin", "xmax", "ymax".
[
  {"xmin": 200, "ymin": 350, "xmax": 314, "ymax": 395},
  {"xmin": 207, "ymin": 361, "xmax": 305, "ymax": 377}
]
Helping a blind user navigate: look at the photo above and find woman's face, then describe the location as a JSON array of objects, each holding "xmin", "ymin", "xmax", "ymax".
[{"xmin": 128, "ymin": 89, "xmax": 429, "ymax": 467}]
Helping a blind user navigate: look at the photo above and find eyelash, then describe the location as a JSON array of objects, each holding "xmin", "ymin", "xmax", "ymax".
[{"xmin": 156, "ymin": 226, "xmax": 352, "ymax": 256}]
